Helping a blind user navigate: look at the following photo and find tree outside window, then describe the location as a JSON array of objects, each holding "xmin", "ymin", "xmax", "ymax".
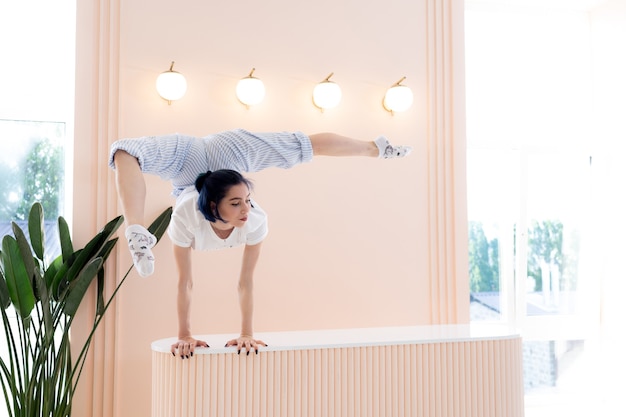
[{"xmin": 0, "ymin": 120, "xmax": 64, "ymax": 222}]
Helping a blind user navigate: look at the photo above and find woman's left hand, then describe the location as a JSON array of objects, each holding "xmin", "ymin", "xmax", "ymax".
[{"xmin": 225, "ymin": 335, "xmax": 267, "ymax": 355}]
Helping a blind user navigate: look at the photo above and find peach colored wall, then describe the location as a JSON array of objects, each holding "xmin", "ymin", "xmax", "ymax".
[
  {"xmin": 117, "ymin": 0, "xmax": 428, "ymax": 333},
  {"xmin": 73, "ymin": 0, "xmax": 467, "ymax": 416}
]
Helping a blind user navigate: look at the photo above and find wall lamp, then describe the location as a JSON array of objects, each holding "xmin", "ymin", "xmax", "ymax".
[
  {"xmin": 156, "ymin": 61, "xmax": 187, "ymax": 105},
  {"xmin": 313, "ymin": 72, "xmax": 342, "ymax": 111},
  {"xmin": 236, "ymin": 68, "xmax": 266, "ymax": 108},
  {"xmin": 383, "ymin": 76, "xmax": 414, "ymax": 114}
]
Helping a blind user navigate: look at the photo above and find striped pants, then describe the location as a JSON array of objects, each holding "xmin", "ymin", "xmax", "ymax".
[{"xmin": 109, "ymin": 129, "xmax": 313, "ymax": 196}]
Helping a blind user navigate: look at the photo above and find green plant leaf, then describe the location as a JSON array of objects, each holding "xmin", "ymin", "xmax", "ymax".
[
  {"xmin": 28, "ymin": 202, "xmax": 45, "ymax": 261},
  {"xmin": 11, "ymin": 222, "xmax": 37, "ymax": 286},
  {"xmin": 61, "ymin": 215, "xmax": 123, "ymax": 290},
  {"xmin": 96, "ymin": 268, "xmax": 105, "ymax": 316},
  {"xmin": 96, "ymin": 237, "xmax": 118, "ymax": 264},
  {"xmin": 0, "ymin": 267, "xmax": 11, "ymax": 309},
  {"xmin": 54, "ymin": 215, "xmax": 122, "ymax": 300},
  {"xmin": 50, "ymin": 255, "xmax": 71, "ymax": 301},
  {"xmin": 44, "ymin": 254, "xmax": 63, "ymax": 290},
  {"xmin": 34, "ymin": 265, "xmax": 54, "ymax": 343},
  {"xmin": 100, "ymin": 215, "xmax": 124, "ymax": 238},
  {"xmin": 63, "ymin": 234, "xmax": 106, "ymax": 290},
  {"xmin": 1, "ymin": 236, "xmax": 35, "ymax": 319},
  {"xmin": 147, "ymin": 207, "xmax": 173, "ymax": 242},
  {"xmin": 63, "ymin": 257, "xmax": 103, "ymax": 317},
  {"xmin": 93, "ymin": 237, "xmax": 119, "ymax": 317},
  {"xmin": 58, "ymin": 216, "xmax": 73, "ymax": 263}
]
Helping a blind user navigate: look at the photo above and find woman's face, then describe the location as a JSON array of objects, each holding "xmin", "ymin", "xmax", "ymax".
[{"xmin": 215, "ymin": 183, "xmax": 251, "ymax": 228}]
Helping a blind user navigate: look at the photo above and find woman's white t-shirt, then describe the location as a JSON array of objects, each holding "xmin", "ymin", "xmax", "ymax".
[{"xmin": 168, "ymin": 186, "xmax": 268, "ymax": 250}]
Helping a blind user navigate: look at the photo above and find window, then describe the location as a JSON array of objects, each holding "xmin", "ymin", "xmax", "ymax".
[
  {"xmin": 0, "ymin": 119, "xmax": 67, "ymax": 263},
  {"xmin": 465, "ymin": 2, "xmax": 600, "ymax": 415}
]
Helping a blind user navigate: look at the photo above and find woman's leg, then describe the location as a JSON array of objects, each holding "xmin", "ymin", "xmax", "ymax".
[
  {"xmin": 203, "ymin": 130, "xmax": 411, "ymax": 178},
  {"xmin": 112, "ymin": 150, "xmax": 156, "ymax": 277},
  {"xmin": 309, "ymin": 133, "xmax": 378, "ymax": 157},
  {"xmin": 113, "ymin": 150, "xmax": 146, "ymax": 226},
  {"xmin": 309, "ymin": 133, "xmax": 411, "ymax": 158}
]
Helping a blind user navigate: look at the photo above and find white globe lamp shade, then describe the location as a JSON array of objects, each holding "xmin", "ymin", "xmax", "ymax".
[
  {"xmin": 156, "ymin": 62, "xmax": 187, "ymax": 104},
  {"xmin": 236, "ymin": 76, "xmax": 266, "ymax": 107},
  {"xmin": 313, "ymin": 81, "xmax": 342, "ymax": 110},
  {"xmin": 383, "ymin": 84, "xmax": 413, "ymax": 113}
]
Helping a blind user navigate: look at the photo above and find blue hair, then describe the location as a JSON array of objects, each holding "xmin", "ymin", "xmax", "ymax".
[{"xmin": 195, "ymin": 170, "xmax": 253, "ymax": 223}]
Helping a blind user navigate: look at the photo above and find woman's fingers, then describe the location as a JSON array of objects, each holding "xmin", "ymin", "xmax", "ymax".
[
  {"xmin": 224, "ymin": 337, "xmax": 268, "ymax": 355},
  {"xmin": 170, "ymin": 337, "xmax": 267, "ymax": 358},
  {"xmin": 170, "ymin": 338, "xmax": 209, "ymax": 359}
]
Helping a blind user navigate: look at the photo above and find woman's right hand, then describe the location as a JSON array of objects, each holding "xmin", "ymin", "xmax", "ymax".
[{"xmin": 170, "ymin": 336, "xmax": 209, "ymax": 359}]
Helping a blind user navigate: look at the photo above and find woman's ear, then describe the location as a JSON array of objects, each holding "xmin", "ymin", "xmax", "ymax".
[{"xmin": 210, "ymin": 201, "xmax": 217, "ymax": 215}]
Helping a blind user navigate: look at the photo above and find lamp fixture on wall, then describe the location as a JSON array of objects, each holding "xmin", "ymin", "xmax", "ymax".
[
  {"xmin": 313, "ymin": 72, "xmax": 342, "ymax": 111},
  {"xmin": 236, "ymin": 68, "xmax": 266, "ymax": 108},
  {"xmin": 156, "ymin": 61, "xmax": 187, "ymax": 105},
  {"xmin": 383, "ymin": 76, "xmax": 414, "ymax": 114}
]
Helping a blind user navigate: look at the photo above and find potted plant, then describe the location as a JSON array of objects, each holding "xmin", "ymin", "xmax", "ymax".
[{"xmin": 0, "ymin": 202, "xmax": 172, "ymax": 416}]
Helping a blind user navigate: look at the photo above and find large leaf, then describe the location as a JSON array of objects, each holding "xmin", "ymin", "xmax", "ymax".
[
  {"xmin": 100, "ymin": 215, "xmax": 124, "ymax": 238},
  {"xmin": 58, "ymin": 216, "xmax": 73, "ymax": 263},
  {"xmin": 11, "ymin": 222, "xmax": 37, "ymax": 290},
  {"xmin": 96, "ymin": 268, "xmax": 105, "ymax": 316},
  {"xmin": 62, "ymin": 215, "xmax": 123, "ymax": 289},
  {"xmin": 44, "ymin": 254, "xmax": 64, "ymax": 290},
  {"xmin": 94, "ymin": 238, "xmax": 118, "ymax": 316},
  {"xmin": 63, "ymin": 257, "xmax": 103, "ymax": 317},
  {"xmin": 28, "ymin": 202, "xmax": 45, "ymax": 261},
  {"xmin": 63, "ymin": 234, "xmax": 106, "ymax": 289},
  {"xmin": 0, "ymin": 268, "xmax": 11, "ymax": 309},
  {"xmin": 34, "ymin": 265, "xmax": 54, "ymax": 343},
  {"xmin": 96, "ymin": 237, "xmax": 118, "ymax": 264},
  {"xmin": 148, "ymin": 207, "xmax": 173, "ymax": 242},
  {"xmin": 50, "ymin": 256, "xmax": 72, "ymax": 301},
  {"xmin": 1, "ymin": 236, "xmax": 35, "ymax": 319}
]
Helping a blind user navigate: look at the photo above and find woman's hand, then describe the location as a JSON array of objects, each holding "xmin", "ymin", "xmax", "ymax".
[
  {"xmin": 170, "ymin": 336, "xmax": 209, "ymax": 359},
  {"xmin": 225, "ymin": 335, "xmax": 267, "ymax": 355}
]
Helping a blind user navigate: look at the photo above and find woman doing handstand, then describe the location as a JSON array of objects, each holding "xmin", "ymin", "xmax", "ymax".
[{"xmin": 109, "ymin": 129, "xmax": 411, "ymax": 357}]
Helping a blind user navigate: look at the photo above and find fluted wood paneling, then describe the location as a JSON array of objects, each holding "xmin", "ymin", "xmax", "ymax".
[
  {"xmin": 424, "ymin": 0, "xmax": 470, "ymax": 323},
  {"xmin": 153, "ymin": 337, "xmax": 523, "ymax": 417}
]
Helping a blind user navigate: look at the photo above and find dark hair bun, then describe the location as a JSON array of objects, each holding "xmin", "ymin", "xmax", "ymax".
[{"xmin": 195, "ymin": 171, "xmax": 212, "ymax": 192}]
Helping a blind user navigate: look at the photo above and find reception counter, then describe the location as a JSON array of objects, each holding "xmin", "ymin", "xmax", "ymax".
[{"xmin": 152, "ymin": 324, "xmax": 523, "ymax": 417}]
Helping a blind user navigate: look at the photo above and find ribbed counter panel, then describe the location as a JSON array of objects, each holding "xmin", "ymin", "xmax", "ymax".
[{"xmin": 152, "ymin": 325, "xmax": 523, "ymax": 417}]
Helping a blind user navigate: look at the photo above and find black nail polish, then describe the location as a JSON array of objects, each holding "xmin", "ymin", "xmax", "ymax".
[
  {"xmin": 247, "ymin": 351, "xmax": 250, "ymax": 356},
  {"xmin": 255, "ymin": 350, "xmax": 258, "ymax": 355},
  {"xmin": 190, "ymin": 352, "xmax": 193, "ymax": 357},
  {"xmin": 237, "ymin": 349, "xmax": 241, "ymax": 355},
  {"xmin": 172, "ymin": 352, "xmax": 175, "ymax": 356}
]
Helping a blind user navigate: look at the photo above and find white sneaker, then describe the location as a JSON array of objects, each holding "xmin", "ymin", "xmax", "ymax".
[
  {"xmin": 375, "ymin": 136, "xmax": 413, "ymax": 159},
  {"xmin": 125, "ymin": 224, "xmax": 156, "ymax": 277}
]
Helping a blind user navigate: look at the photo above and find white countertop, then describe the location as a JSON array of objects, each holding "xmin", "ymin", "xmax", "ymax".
[{"xmin": 151, "ymin": 324, "xmax": 520, "ymax": 354}]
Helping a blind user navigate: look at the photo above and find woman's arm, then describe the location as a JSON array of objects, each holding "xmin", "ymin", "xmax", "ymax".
[
  {"xmin": 170, "ymin": 244, "xmax": 209, "ymax": 358},
  {"xmin": 225, "ymin": 242, "xmax": 267, "ymax": 354}
]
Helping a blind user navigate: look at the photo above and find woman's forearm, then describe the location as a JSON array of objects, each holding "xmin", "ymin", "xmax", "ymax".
[
  {"xmin": 238, "ymin": 282, "xmax": 254, "ymax": 336},
  {"xmin": 173, "ymin": 244, "xmax": 194, "ymax": 339},
  {"xmin": 239, "ymin": 243, "xmax": 262, "ymax": 337},
  {"xmin": 178, "ymin": 278, "xmax": 193, "ymax": 338}
]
